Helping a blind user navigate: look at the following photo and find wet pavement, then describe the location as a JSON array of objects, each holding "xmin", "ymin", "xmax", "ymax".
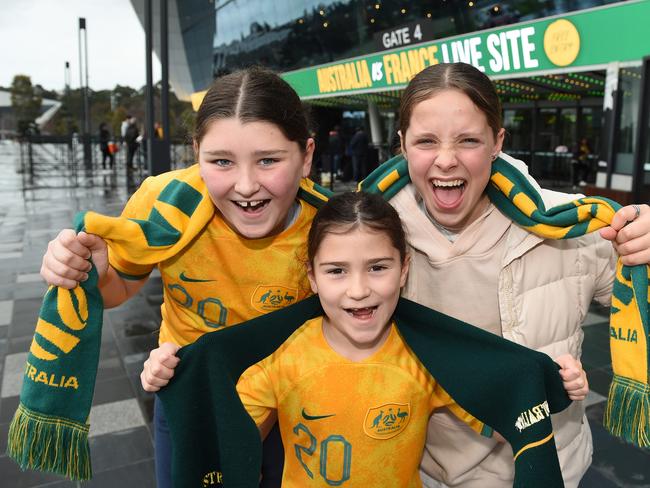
[{"xmin": 0, "ymin": 139, "xmax": 648, "ymax": 487}]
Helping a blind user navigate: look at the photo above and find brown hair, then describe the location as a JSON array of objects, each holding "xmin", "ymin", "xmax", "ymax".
[
  {"xmin": 398, "ymin": 63, "xmax": 502, "ymax": 139},
  {"xmin": 194, "ymin": 66, "xmax": 310, "ymax": 150},
  {"xmin": 308, "ymin": 192, "xmax": 407, "ymax": 264}
]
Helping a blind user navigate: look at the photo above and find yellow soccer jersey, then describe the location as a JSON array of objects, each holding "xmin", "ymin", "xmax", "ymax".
[
  {"xmin": 237, "ymin": 317, "xmax": 484, "ymax": 488},
  {"xmin": 110, "ymin": 194, "xmax": 316, "ymax": 346}
]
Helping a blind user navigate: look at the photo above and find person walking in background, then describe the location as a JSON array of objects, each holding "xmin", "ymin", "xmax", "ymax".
[
  {"xmin": 120, "ymin": 114, "xmax": 130, "ymax": 143},
  {"xmin": 573, "ymin": 137, "xmax": 591, "ymax": 187},
  {"xmin": 124, "ymin": 116, "xmax": 140, "ymax": 169},
  {"xmin": 327, "ymin": 125, "xmax": 343, "ymax": 179},
  {"xmin": 98, "ymin": 122, "xmax": 114, "ymax": 169},
  {"xmin": 349, "ymin": 125, "xmax": 369, "ymax": 182}
]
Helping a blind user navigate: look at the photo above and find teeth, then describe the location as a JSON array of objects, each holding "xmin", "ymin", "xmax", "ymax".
[
  {"xmin": 433, "ymin": 179, "xmax": 464, "ymax": 188},
  {"xmin": 235, "ymin": 200, "xmax": 266, "ymax": 208}
]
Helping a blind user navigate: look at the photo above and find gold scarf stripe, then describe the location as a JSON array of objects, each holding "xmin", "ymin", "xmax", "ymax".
[
  {"xmin": 29, "ymin": 337, "xmax": 58, "ymax": 361},
  {"xmin": 490, "ymin": 171, "xmax": 515, "ymax": 197},
  {"xmin": 153, "ymin": 199, "xmax": 193, "ymax": 234},
  {"xmin": 33, "ymin": 318, "xmax": 80, "ymax": 357},
  {"xmin": 377, "ymin": 169, "xmax": 401, "ymax": 192},
  {"xmin": 57, "ymin": 287, "xmax": 88, "ymax": 331},
  {"xmin": 513, "ymin": 432, "xmax": 555, "ymax": 461}
]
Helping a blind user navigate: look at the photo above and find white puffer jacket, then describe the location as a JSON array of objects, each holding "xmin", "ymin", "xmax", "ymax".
[{"xmin": 392, "ymin": 153, "xmax": 617, "ymax": 488}]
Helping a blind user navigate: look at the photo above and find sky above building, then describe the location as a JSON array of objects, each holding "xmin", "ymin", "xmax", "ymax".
[{"xmin": 1, "ymin": 0, "xmax": 161, "ymax": 92}]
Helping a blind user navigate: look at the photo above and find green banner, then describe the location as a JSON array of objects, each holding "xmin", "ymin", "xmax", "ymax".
[{"xmin": 282, "ymin": 0, "xmax": 650, "ymax": 98}]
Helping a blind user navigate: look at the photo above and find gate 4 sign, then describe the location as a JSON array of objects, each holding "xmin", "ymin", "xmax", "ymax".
[{"xmin": 374, "ymin": 20, "xmax": 434, "ymax": 51}]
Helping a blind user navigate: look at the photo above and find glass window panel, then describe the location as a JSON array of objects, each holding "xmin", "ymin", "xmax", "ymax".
[{"xmin": 614, "ymin": 67, "xmax": 642, "ymax": 175}]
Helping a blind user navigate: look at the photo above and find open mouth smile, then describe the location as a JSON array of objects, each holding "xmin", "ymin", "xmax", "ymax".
[
  {"xmin": 431, "ymin": 179, "xmax": 466, "ymax": 207},
  {"xmin": 344, "ymin": 306, "xmax": 378, "ymax": 320}
]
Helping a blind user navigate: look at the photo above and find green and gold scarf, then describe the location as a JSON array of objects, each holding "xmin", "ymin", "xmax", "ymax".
[
  {"xmin": 361, "ymin": 154, "xmax": 649, "ymax": 448},
  {"xmin": 5, "ymin": 164, "xmax": 331, "ymax": 480}
]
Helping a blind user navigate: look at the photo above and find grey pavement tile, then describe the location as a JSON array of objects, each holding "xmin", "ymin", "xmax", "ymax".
[
  {"xmin": 2, "ymin": 351, "xmax": 27, "ymax": 398},
  {"xmin": 11, "ymin": 297, "xmax": 45, "ymax": 323},
  {"xmin": 0, "ymin": 251, "xmax": 23, "ymax": 260},
  {"xmin": 584, "ymin": 389, "xmax": 607, "ymax": 409},
  {"xmin": 588, "ymin": 368, "xmax": 614, "ymax": 398},
  {"xmin": 87, "ymin": 426, "xmax": 153, "ymax": 473},
  {"xmin": 88, "ymin": 398, "xmax": 146, "ymax": 438},
  {"xmin": 0, "ymin": 242, "xmax": 23, "ymax": 252},
  {"xmin": 0, "ymin": 299, "xmax": 13, "ymax": 325},
  {"xmin": 37, "ymin": 459, "xmax": 156, "ymax": 488},
  {"xmin": 0, "ymin": 283, "xmax": 17, "ymax": 300},
  {"xmin": 581, "ymin": 343, "xmax": 612, "ymax": 370},
  {"xmin": 9, "ymin": 316, "xmax": 41, "ymax": 339},
  {"xmin": 578, "ymin": 467, "xmax": 620, "ymax": 488},
  {"xmin": 95, "ymin": 356, "xmax": 126, "ymax": 384},
  {"xmin": 8, "ymin": 335, "xmax": 34, "ymax": 354},
  {"xmin": 92, "ymin": 375, "xmax": 136, "ymax": 406},
  {"xmin": 0, "ymin": 395, "xmax": 19, "ymax": 423},
  {"xmin": 0, "ymin": 455, "xmax": 68, "ymax": 488},
  {"xmin": 13, "ymin": 283, "xmax": 51, "ymax": 300},
  {"xmin": 16, "ymin": 272, "xmax": 45, "ymax": 284}
]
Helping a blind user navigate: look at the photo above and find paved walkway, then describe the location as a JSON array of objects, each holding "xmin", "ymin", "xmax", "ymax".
[{"xmin": 0, "ymin": 140, "xmax": 647, "ymax": 487}]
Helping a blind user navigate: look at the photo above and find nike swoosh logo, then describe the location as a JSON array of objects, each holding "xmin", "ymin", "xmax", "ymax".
[
  {"xmin": 301, "ymin": 408, "xmax": 335, "ymax": 421},
  {"xmin": 179, "ymin": 271, "xmax": 214, "ymax": 283}
]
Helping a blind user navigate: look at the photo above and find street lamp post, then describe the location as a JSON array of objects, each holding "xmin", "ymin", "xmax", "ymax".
[
  {"xmin": 144, "ymin": 0, "xmax": 171, "ymax": 176},
  {"xmin": 78, "ymin": 18, "xmax": 92, "ymax": 170}
]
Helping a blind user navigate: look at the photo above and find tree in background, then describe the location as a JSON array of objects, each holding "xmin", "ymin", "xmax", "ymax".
[
  {"xmin": 46, "ymin": 82, "xmax": 192, "ymax": 142},
  {"xmin": 10, "ymin": 75, "xmax": 42, "ymax": 136}
]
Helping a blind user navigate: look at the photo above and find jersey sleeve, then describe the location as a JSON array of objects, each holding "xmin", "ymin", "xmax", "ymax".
[
  {"xmin": 430, "ymin": 382, "xmax": 492, "ymax": 437},
  {"xmin": 236, "ymin": 363, "xmax": 277, "ymax": 428}
]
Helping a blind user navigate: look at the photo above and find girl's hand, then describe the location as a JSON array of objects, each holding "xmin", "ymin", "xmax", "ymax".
[
  {"xmin": 40, "ymin": 229, "xmax": 109, "ymax": 288},
  {"xmin": 140, "ymin": 342, "xmax": 181, "ymax": 392},
  {"xmin": 599, "ymin": 204, "xmax": 650, "ymax": 266},
  {"xmin": 555, "ymin": 354, "xmax": 589, "ymax": 401}
]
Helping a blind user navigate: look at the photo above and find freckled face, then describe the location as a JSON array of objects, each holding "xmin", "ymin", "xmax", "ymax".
[
  {"xmin": 308, "ymin": 227, "xmax": 409, "ymax": 361},
  {"xmin": 401, "ymin": 89, "xmax": 504, "ymax": 232},
  {"xmin": 198, "ymin": 118, "xmax": 313, "ymax": 239}
]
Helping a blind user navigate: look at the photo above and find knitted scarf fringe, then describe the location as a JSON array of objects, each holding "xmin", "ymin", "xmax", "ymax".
[
  {"xmin": 604, "ymin": 374, "xmax": 650, "ymax": 447},
  {"xmin": 6, "ymin": 403, "xmax": 91, "ymax": 481}
]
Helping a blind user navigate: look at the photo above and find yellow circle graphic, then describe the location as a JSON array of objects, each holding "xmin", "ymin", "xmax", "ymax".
[{"xmin": 544, "ymin": 19, "xmax": 580, "ymax": 67}]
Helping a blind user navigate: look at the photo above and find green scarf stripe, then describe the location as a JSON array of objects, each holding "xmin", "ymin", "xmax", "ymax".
[
  {"xmin": 562, "ymin": 220, "xmax": 592, "ymax": 239},
  {"xmin": 490, "ymin": 160, "xmax": 547, "ymax": 208},
  {"xmin": 359, "ymin": 155, "xmax": 410, "ymax": 199},
  {"xmin": 138, "ymin": 208, "xmax": 182, "ymax": 247},
  {"xmin": 157, "ymin": 179, "xmax": 204, "ymax": 217},
  {"xmin": 297, "ymin": 181, "xmax": 333, "ymax": 208},
  {"xmin": 114, "ymin": 269, "xmax": 153, "ymax": 281},
  {"xmin": 486, "ymin": 186, "xmax": 542, "ymax": 228},
  {"xmin": 361, "ymin": 153, "xmax": 650, "ymax": 449},
  {"xmin": 632, "ymin": 266, "xmax": 650, "ymax": 333}
]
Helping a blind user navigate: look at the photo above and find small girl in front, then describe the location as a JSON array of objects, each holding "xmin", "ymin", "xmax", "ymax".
[{"xmin": 236, "ymin": 192, "xmax": 486, "ymax": 487}]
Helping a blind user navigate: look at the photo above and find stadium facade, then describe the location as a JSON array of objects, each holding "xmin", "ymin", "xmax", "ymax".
[{"xmin": 131, "ymin": 0, "xmax": 650, "ymax": 201}]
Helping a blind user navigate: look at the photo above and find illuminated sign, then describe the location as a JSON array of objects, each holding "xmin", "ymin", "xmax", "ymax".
[
  {"xmin": 282, "ymin": 0, "xmax": 650, "ymax": 99},
  {"xmin": 374, "ymin": 20, "xmax": 435, "ymax": 51}
]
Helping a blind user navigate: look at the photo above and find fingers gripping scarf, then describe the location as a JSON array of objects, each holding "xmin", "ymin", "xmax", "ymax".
[
  {"xmin": 5, "ymin": 163, "xmax": 331, "ymax": 480},
  {"xmin": 362, "ymin": 154, "xmax": 650, "ymax": 448}
]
